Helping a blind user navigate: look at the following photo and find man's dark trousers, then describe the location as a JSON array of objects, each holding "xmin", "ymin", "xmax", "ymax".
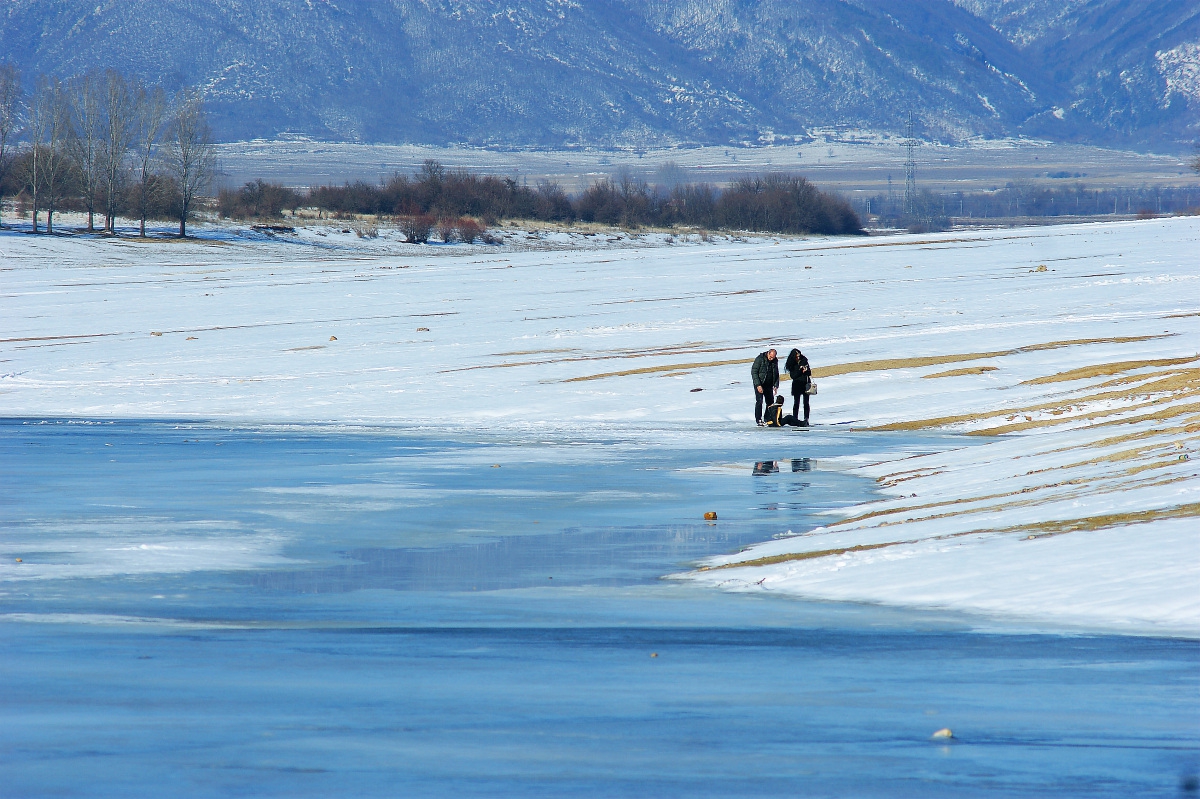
[{"xmin": 755, "ymin": 385, "xmax": 775, "ymax": 423}]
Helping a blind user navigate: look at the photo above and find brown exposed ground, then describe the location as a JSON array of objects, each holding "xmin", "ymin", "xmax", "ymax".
[
  {"xmin": 560, "ymin": 334, "xmax": 1168, "ymax": 384},
  {"xmin": 870, "ymin": 366, "xmax": 1200, "ymax": 434},
  {"xmin": 923, "ymin": 366, "xmax": 998, "ymax": 378},
  {"xmin": 1021, "ymin": 356, "xmax": 1199, "ymax": 384},
  {"xmin": 708, "ymin": 503, "xmax": 1200, "ymax": 571}
]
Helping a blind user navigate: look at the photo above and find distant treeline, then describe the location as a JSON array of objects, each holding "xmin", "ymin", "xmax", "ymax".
[
  {"xmin": 218, "ymin": 160, "xmax": 865, "ymax": 236},
  {"xmin": 859, "ymin": 182, "xmax": 1200, "ymax": 232}
]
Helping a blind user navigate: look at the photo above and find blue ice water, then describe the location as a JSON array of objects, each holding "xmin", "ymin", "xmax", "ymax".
[{"xmin": 1, "ymin": 419, "xmax": 1197, "ymax": 797}]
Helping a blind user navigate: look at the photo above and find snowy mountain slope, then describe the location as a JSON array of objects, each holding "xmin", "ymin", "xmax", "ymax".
[
  {"xmin": 629, "ymin": 0, "xmax": 1054, "ymax": 142},
  {"xmin": 960, "ymin": 0, "xmax": 1200, "ymax": 145},
  {"xmin": 951, "ymin": 0, "xmax": 1094, "ymax": 49},
  {"xmin": 1, "ymin": 0, "xmax": 1195, "ymax": 148},
  {"xmin": 1, "ymin": 0, "xmax": 751, "ymax": 145}
]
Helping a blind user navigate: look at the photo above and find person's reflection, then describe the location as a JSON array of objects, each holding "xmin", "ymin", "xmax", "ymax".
[
  {"xmin": 791, "ymin": 458, "xmax": 811, "ymax": 472},
  {"xmin": 753, "ymin": 460, "xmax": 779, "ymax": 475}
]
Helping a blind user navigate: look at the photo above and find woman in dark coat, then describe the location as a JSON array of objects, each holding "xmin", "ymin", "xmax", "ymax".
[{"xmin": 785, "ymin": 348, "xmax": 811, "ymax": 426}]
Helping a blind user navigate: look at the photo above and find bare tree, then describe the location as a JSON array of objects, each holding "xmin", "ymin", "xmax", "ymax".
[
  {"xmin": 22, "ymin": 83, "xmax": 46, "ymax": 232},
  {"xmin": 40, "ymin": 78, "xmax": 74, "ymax": 234},
  {"xmin": 0, "ymin": 63, "xmax": 22, "ymax": 228},
  {"xmin": 164, "ymin": 89, "xmax": 214, "ymax": 237},
  {"xmin": 23, "ymin": 76, "xmax": 72, "ymax": 233},
  {"xmin": 68, "ymin": 71, "xmax": 104, "ymax": 232},
  {"xmin": 132, "ymin": 82, "xmax": 166, "ymax": 237},
  {"xmin": 100, "ymin": 70, "xmax": 135, "ymax": 233}
]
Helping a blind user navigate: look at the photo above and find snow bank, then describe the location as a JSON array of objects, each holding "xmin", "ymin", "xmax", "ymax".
[{"xmin": 3, "ymin": 216, "xmax": 1198, "ymax": 634}]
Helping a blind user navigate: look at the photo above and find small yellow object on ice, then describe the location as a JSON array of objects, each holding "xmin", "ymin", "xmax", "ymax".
[
  {"xmin": 329, "ymin": 336, "xmax": 337, "ymax": 341},
  {"xmin": 650, "ymin": 653, "xmax": 658, "ymax": 658},
  {"xmin": 704, "ymin": 511, "xmax": 718, "ymax": 521},
  {"xmin": 15, "ymin": 558, "xmax": 22, "ymax": 563},
  {"xmin": 150, "ymin": 331, "xmax": 162, "ymax": 336},
  {"xmin": 931, "ymin": 728, "xmax": 954, "ymax": 739},
  {"xmin": 1033, "ymin": 264, "xmax": 1048, "ymax": 272},
  {"xmin": 417, "ymin": 327, "xmax": 430, "ymax": 332},
  {"xmin": 186, "ymin": 336, "xmax": 197, "ymax": 340}
]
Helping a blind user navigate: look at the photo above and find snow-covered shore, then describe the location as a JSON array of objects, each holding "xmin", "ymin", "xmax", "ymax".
[{"xmin": 3, "ymin": 217, "xmax": 1198, "ymax": 635}]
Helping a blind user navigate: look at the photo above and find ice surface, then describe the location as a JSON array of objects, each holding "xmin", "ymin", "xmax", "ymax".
[{"xmin": 1, "ymin": 420, "xmax": 1197, "ymax": 797}]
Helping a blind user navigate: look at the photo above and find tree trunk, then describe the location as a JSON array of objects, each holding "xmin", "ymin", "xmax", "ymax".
[
  {"xmin": 47, "ymin": 206, "xmax": 54, "ymax": 234},
  {"xmin": 87, "ymin": 209, "xmax": 94, "ymax": 232},
  {"xmin": 179, "ymin": 216, "xmax": 186, "ymax": 237},
  {"xmin": 32, "ymin": 208, "xmax": 38, "ymax": 233}
]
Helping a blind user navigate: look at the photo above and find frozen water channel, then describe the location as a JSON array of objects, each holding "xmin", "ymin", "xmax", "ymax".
[{"xmin": 2, "ymin": 419, "xmax": 1197, "ymax": 797}]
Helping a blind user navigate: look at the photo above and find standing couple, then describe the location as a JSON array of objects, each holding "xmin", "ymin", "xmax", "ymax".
[{"xmin": 751, "ymin": 348, "xmax": 814, "ymax": 427}]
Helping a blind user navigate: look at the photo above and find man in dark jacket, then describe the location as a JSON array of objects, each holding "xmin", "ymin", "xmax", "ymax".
[{"xmin": 751, "ymin": 349, "xmax": 779, "ymax": 425}]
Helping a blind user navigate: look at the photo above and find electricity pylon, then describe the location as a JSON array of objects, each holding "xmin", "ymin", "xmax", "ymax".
[{"xmin": 903, "ymin": 112, "xmax": 918, "ymax": 217}]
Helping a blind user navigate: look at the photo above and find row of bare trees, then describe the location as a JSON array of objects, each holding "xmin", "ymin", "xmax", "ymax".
[{"xmin": 0, "ymin": 64, "xmax": 215, "ymax": 237}]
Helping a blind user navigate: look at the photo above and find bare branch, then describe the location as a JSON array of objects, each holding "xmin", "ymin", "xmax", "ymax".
[
  {"xmin": 22, "ymin": 76, "xmax": 72, "ymax": 233},
  {"xmin": 67, "ymin": 71, "xmax": 105, "ymax": 231},
  {"xmin": 133, "ymin": 83, "xmax": 167, "ymax": 237},
  {"xmin": 0, "ymin": 63, "xmax": 23, "ymax": 227},
  {"xmin": 165, "ymin": 88, "xmax": 215, "ymax": 237},
  {"xmin": 101, "ymin": 70, "xmax": 135, "ymax": 233}
]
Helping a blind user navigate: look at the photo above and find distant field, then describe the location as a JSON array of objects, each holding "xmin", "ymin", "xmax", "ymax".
[{"xmin": 215, "ymin": 137, "xmax": 1200, "ymax": 199}]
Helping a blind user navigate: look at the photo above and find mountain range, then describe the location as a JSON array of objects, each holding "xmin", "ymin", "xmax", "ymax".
[{"xmin": 2, "ymin": 0, "xmax": 1197, "ymax": 150}]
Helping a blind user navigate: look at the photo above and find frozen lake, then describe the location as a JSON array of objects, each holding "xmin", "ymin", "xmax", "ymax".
[{"xmin": 2, "ymin": 419, "xmax": 1197, "ymax": 797}]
